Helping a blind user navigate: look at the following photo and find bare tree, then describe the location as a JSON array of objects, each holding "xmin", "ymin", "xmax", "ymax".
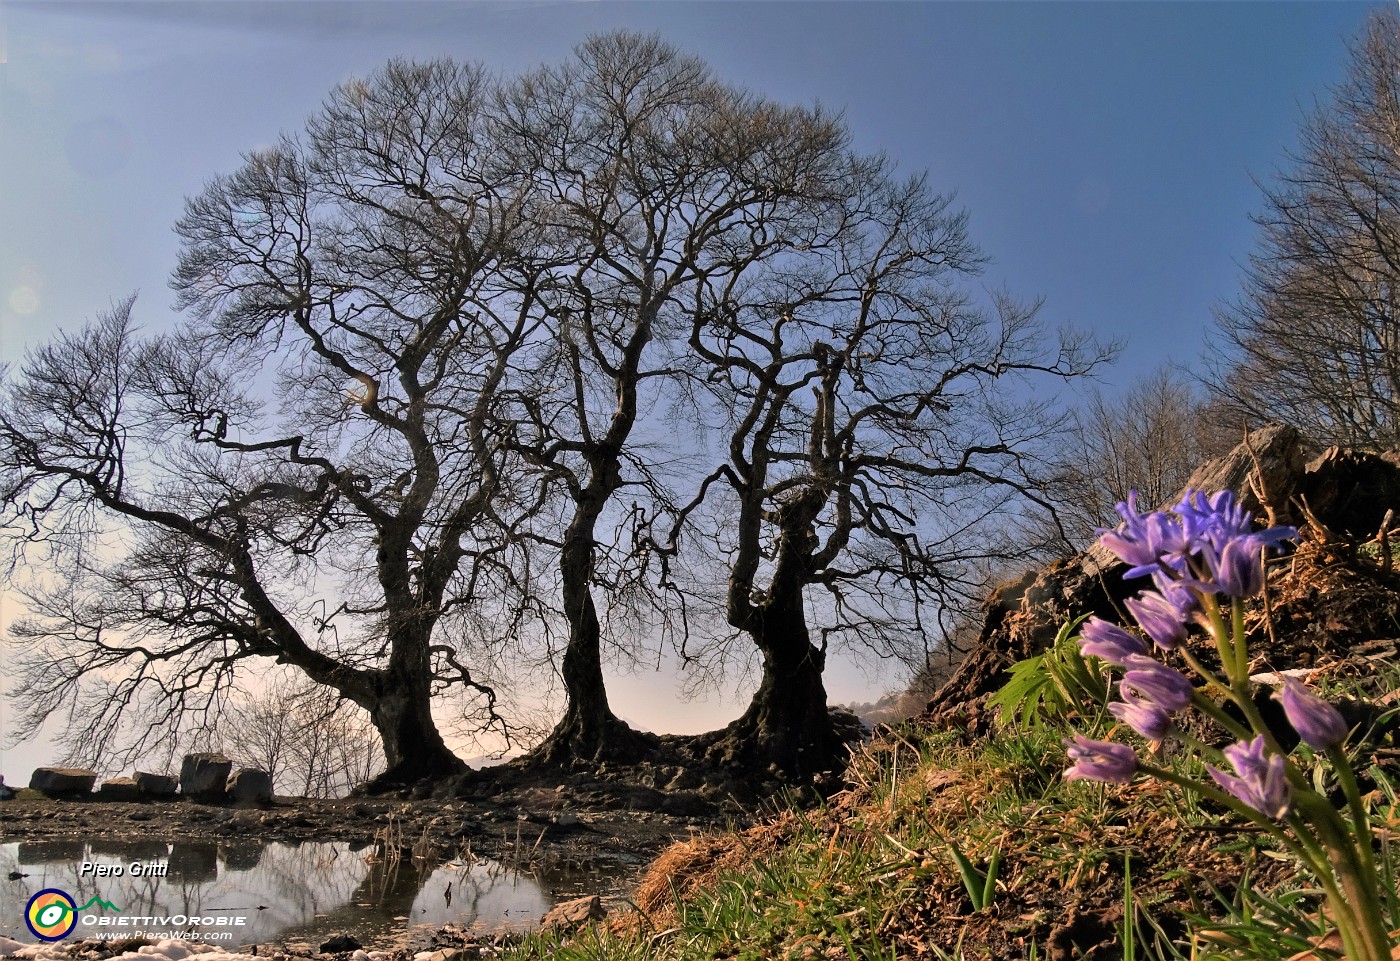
[
  {"xmin": 491, "ymin": 33, "xmax": 857, "ymax": 763},
  {"xmin": 663, "ymin": 165, "xmax": 1107, "ymax": 775},
  {"xmin": 2, "ymin": 36, "xmax": 1103, "ymax": 786},
  {"xmin": 1049, "ymin": 365, "xmax": 1218, "ymax": 550},
  {"xmin": 1, "ymin": 60, "xmax": 548, "ymax": 785},
  {"xmin": 222, "ymin": 673, "xmax": 385, "ymax": 798},
  {"xmin": 1209, "ymin": 11, "xmax": 1400, "ymax": 450}
]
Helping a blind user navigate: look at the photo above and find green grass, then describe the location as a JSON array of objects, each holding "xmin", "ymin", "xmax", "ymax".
[{"xmin": 497, "ymin": 665, "xmax": 1400, "ymax": 961}]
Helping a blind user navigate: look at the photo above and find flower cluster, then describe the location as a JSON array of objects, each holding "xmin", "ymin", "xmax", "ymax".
[
  {"xmin": 1059, "ymin": 489, "xmax": 1390, "ymax": 960},
  {"xmin": 1064, "ymin": 489, "xmax": 1308, "ymax": 814}
]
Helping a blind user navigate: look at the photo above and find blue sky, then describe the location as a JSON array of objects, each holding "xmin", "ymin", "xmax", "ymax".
[{"xmin": 0, "ymin": 0, "xmax": 1388, "ymax": 779}]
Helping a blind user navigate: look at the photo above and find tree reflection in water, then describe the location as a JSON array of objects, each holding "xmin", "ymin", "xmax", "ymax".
[{"xmin": 1, "ymin": 840, "xmax": 574, "ymax": 944}]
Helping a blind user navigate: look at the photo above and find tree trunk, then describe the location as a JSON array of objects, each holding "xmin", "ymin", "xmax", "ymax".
[
  {"xmin": 701, "ymin": 595, "xmax": 840, "ymax": 779},
  {"xmin": 530, "ymin": 521, "xmax": 651, "ymax": 766},
  {"xmin": 361, "ymin": 667, "xmax": 465, "ymax": 788}
]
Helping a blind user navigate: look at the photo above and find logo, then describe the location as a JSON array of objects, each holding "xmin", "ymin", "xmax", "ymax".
[
  {"xmin": 25, "ymin": 889, "xmax": 77, "ymax": 941},
  {"xmin": 24, "ymin": 891, "xmax": 122, "ymax": 941}
]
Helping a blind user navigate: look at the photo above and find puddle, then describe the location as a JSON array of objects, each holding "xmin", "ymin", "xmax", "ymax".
[{"xmin": 0, "ymin": 839, "xmax": 608, "ymax": 947}]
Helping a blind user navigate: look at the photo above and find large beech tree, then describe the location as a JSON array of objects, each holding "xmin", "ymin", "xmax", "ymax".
[
  {"xmin": 492, "ymin": 34, "xmax": 855, "ymax": 762},
  {"xmin": 0, "ymin": 61, "xmax": 546, "ymax": 784},
  {"xmin": 664, "ymin": 167, "xmax": 1104, "ymax": 775}
]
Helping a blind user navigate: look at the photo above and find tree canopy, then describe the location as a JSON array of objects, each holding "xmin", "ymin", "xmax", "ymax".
[
  {"xmin": 1, "ymin": 34, "xmax": 1101, "ymax": 787},
  {"xmin": 1210, "ymin": 12, "xmax": 1400, "ymax": 450}
]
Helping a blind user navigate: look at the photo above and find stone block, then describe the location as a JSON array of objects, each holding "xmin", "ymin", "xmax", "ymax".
[
  {"xmin": 98, "ymin": 777, "xmax": 142, "ymax": 801},
  {"xmin": 179, "ymin": 753, "xmax": 231, "ymax": 802},
  {"xmin": 29, "ymin": 767, "xmax": 97, "ymax": 797},
  {"xmin": 134, "ymin": 771, "xmax": 179, "ymax": 798},
  {"xmin": 541, "ymin": 894, "xmax": 605, "ymax": 933},
  {"xmin": 227, "ymin": 767, "xmax": 273, "ymax": 804}
]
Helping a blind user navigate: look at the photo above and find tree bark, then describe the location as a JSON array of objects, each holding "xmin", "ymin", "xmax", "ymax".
[
  {"xmin": 700, "ymin": 580, "xmax": 842, "ymax": 778},
  {"xmin": 360, "ymin": 663, "xmax": 465, "ymax": 788},
  {"xmin": 530, "ymin": 514, "xmax": 652, "ymax": 766}
]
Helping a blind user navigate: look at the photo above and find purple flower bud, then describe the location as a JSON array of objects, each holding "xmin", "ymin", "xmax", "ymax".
[
  {"xmin": 1108, "ymin": 691, "xmax": 1172, "ymax": 741},
  {"xmin": 1176, "ymin": 489, "xmax": 1253, "ymax": 549},
  {"xmin": 1254, "ymin": 524, "xmax": 1300, "ymax": 551},
  {"xmin": 1124, "ymin": 590, "xmax": 1189, "ymax": 650},
  {"xmin": 1077, "ymin": 617, "xmax": 1147, "ymax": 665},
  {"xmin": 1064, "ymin": 735, "xmax": 1138, "ymax": 784},
  {"xmin": 1121, "ymin": 655, "xmax": 1194, "ymax": 712},
  {"xmin": 1277, "ymin": 677, "xmax": 1348, "ymax": 751},
  {"xmin": 1102, "ymin": 489, "xmax": 1298, "ymax": 601},
  {"xmin": 1151, "ymin": 569, "xmax": 1202, "ymax": 616},
  {"xmin": 1210, "ymin": 537, "xmax": 1266, "ymax": 597},
  {"xmin": 1206, "ymin": 736, "xmax": 1291, "ymax": 819}
]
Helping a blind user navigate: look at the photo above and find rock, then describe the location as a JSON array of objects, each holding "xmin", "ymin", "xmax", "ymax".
[
  {"xmin": 1298, "ymin": 446, "xmax": 1400, "ymax": 537},
  {"xmin": 0, "ymin": 935, "xmax": 26, "ymax": 957},
  {"xmin": 423, "ymin": 950, "xmax": 480, "ymax": 961},
  {"xmin": 664, "ymin": 768, "xmax": 702, "ymax": 791},
  {"xmin": 98, "ymin": 777, "xmax": 143, "ymax": 801},
  {"xmin": 921, "ymin": 424, "xmax": 1317, "ymax": 724},
  {"xmin": 0, "ymin": 776, "xmax": 14, "ymax": 801},
  {"xmin": 1178, "ymin": 423, "xmax": 1312, "ymax": 522},
  {"xmin": 29, "ymin": 767, "xmax": 97, "ymax": 797},
  {"xmin": 320, "ymin": 934, "xmax": 362, "ymax": 953},
  {"xmin": 134, "ymin": 771, "xmax": 179, "ymax": 798},
  {"xmin": 227, "ymin": 767, "xmax": 273, "ymax": 804},
  {"xmin": 540, "ymin": 894, "xmax": 605, "ymax": 933},
  {"xmin": 179, "ymin": 753, "xmax": 232, "ymax": 802},
  {"xmin": 659, "ymin": 791, "xmax": 713, "ymax": 818}
]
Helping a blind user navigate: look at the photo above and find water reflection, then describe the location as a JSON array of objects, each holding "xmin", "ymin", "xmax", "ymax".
[{"xmin": 0, "ymin": 839, "xmax": 584, "ymax": 945}]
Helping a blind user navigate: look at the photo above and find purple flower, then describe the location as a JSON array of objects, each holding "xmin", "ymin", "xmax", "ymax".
[
  {"xmin": 1175, "ymin": 489, "xmax": 1253, "ymax": 550},
  {"xmin": 1209, "ymin": 536, "xmax": 1267, "ymax": 597},
  {"xmin": 1277, "ymin": 677, "xmax": 1348, "ymax": 751},
  {"xmin": 1100, "ymin": 491, "xmax": 1192, "ymax": 579},
  {"xmin": 1206, "ymin": 736, "xmax": 1291, "ymax": 819},
  {"xmin": 1102, "ymin": 490, "xmax": 1298, "ymax": 599},
  {"xmin": 1121, "ymin": 655, "xmax": 1194, "ymax": 712},
  {"xmin": 1064, "ymin": 735, "xmax": 1138, "ymax": 784},
  {"xmin": 1150, "ymin": 569, "xmax": 1206, "ymax": 622},
  {"xmin": 1108, "ymin": 691, "xmax": 1172, "ymax": 741},
  {"xmin": 1124, "ymin": 590, "xmax": 1190, "ymax": 650},
  {"xmin": 1077, "ymin": 617, "xmax": 1147, "ymax": 665}
]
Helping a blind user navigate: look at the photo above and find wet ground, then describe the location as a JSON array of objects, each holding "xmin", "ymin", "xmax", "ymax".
[{"xmin": 0, "ymin": 785, "xmax": 730, "ymax": 953}]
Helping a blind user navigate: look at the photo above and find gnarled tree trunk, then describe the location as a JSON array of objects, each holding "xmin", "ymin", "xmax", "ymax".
[
  {"xmin": 530, "ymin": 511, "xmax": 652, "ymax": 766},
  {"xmin": 360, "ymin": 661, "xmax": 466, "ymax": 788},
  {"xmin": 703, "ymin": 600, "xmax": 837, "ymax": 778}
]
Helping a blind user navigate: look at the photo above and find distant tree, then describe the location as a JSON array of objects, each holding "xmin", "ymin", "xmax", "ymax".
[
  {"xmin": 222, "ymin": 674, "xmax": 385, "ymax": 798},
  {"xmin": 1209, "ymin": 11, "xmax": 1400, "ymax": 450},
  {"xmin": 1051, "ymin": 365, "xmax": 1217, "ymax": 550}
]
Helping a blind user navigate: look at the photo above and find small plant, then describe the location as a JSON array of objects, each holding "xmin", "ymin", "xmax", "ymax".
[
  {"xmin": 990, "ymin": 616, "xmax": 1111, "ymax": 730},
  {"xmin": 947, "ymin": 841, "xmax": 1001, "ymax": 911},
  {"xmin": 1063, "ymin": 489, "xmax": 1395, "ymax": 960}
]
